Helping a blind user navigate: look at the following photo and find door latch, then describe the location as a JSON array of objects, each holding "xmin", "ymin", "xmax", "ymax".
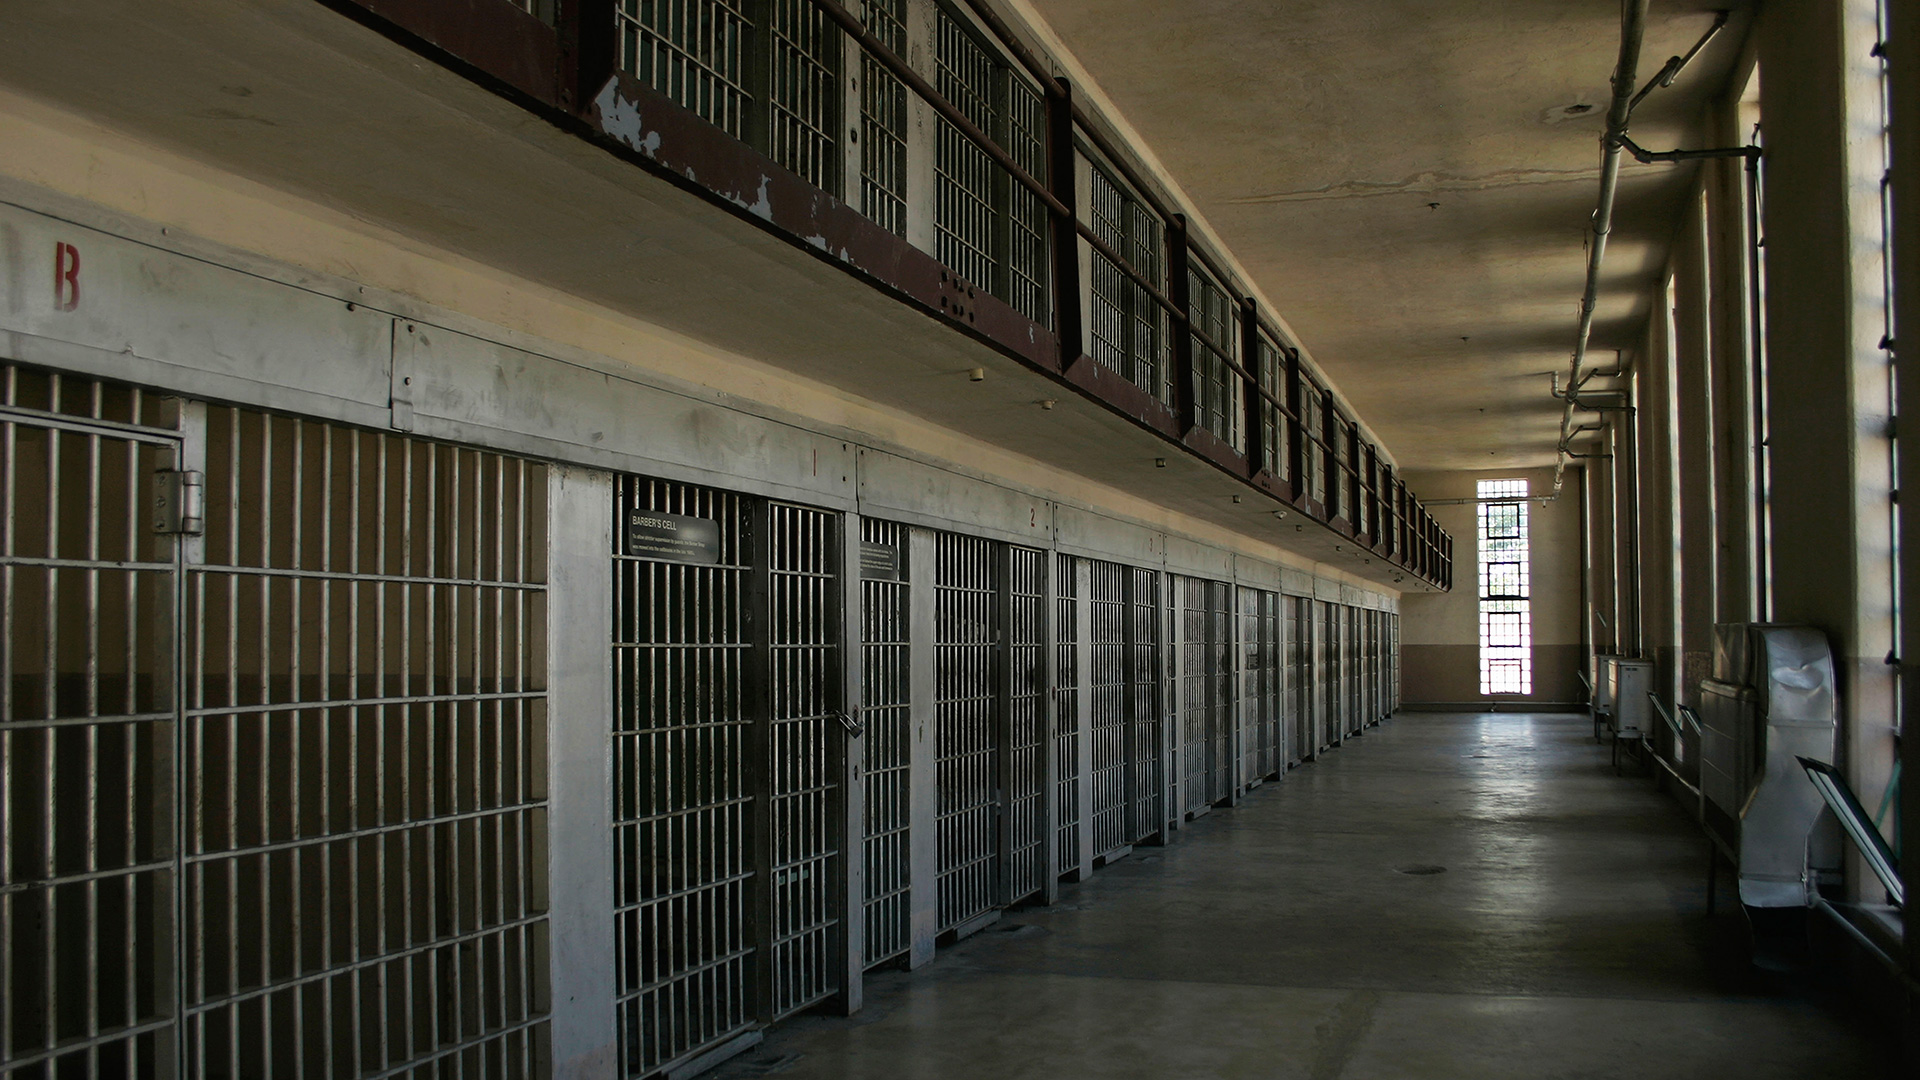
[{"xmin": 153, "ymin": 470, "xmax": 205, "ymax": 536}]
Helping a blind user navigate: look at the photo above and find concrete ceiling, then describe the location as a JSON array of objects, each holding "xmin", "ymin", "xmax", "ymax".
[{"xmin": 1022, "ymin": 0, "xmax": 1753, "ymax": 470}]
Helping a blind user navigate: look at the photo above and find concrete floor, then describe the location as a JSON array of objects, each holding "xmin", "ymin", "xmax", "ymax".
[{"xmin": 714, "ymin": 712, "xmax": 1896, "ymax": 1080}]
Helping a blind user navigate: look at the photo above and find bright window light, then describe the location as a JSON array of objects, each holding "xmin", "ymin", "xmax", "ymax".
[{"xmin": 1477, "ymin": 479, "xmax": 1531, "ymax": 694}]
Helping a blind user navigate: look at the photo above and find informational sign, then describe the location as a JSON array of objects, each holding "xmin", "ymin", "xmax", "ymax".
[
  {"xmin": 625, "ymin": 510, "xmax": 722, "ymax": 564},
  {"xmin": 860, "ymin": 541, "xmax": 900, "ymax": 581}
]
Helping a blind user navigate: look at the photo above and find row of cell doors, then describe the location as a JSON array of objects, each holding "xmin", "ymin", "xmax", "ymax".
[
  {"xmin": 492, "ymin": 472, "xmax": 1406, "ymax": 1077},
  {"xmin": 1178, "ymin": 580, "xmax": 1401, "ymax": 818},
  {"xmin": 1, "ymin": 359, "xmax": 1401, "ymax": 1080}
]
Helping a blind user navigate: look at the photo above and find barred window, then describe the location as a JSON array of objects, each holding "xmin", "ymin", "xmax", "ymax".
[
  {"xmin": 1255, "ymin": 333, "xmax": 1289, "ymax": 481},
  {"xmin": 935, "ymin": 6, "xmax": 1050, "ymax": 323},
  {"xmin": 617, "ymin": 1, "xmax": 840, "ymax": 191},
  {"xmin": 1302, "ymin": 381, "xmax": 1327, "ymax": 504},
  {"xmin": 1087, "ymin": 163, "xmax": 1169, "ymax": 404},
  {"xmin": 1187, "ymin": 262, "xmax": 1241, "ymax": 449},
  {"xmin": 767, "ymin": 0, "xmax": 841, "ymax": 190},
  {"xmin": 617, "ymin": 0, "xmax": 754, "ymax": 139},
  {"xmin": 858, "ymin": 0, "xmax": 910, "ymax": 235}
]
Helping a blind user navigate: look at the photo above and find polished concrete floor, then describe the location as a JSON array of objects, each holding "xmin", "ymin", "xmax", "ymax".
[{"xmin": 714, "ymin": 711, "xmax": 1896, "ymax": 1079}]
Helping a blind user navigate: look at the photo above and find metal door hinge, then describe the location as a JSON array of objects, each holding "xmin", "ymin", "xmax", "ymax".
[{"xmin": 153, "ymin": 470, "xmax": 205, "ymax": 536}]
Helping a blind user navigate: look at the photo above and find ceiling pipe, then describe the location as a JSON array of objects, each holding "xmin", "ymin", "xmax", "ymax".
[
  {"xmin": 1551, "ymin": 7, "xmax": 1731, "ymax": 494},
  {"xmin": 1552, "ymin": 0, "xmax": 1651, "ymax": 498}
]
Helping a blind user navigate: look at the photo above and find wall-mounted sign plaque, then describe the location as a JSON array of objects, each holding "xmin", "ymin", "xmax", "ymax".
[
  {"xmin": 626, "ymin": 510, "xmax": 722, "ymax": 564},
  {"xmin": 860, "ymin": 541, "xmax": 900, "ymax": 581}
]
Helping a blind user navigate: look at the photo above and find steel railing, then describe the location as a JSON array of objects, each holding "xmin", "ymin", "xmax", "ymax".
[{"xmin": 333, "ymin": 0, "xmax": 1454, "ymax": 588}]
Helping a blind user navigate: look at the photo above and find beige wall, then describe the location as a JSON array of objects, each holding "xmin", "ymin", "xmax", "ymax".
[{"xmin": 1399, "ymin": 465, "xmax": 1585, "ymax": 706}]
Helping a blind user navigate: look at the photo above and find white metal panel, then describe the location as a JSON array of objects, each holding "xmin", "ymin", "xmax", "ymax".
[
  {"xmin": 400, "ymin": 322, "xmax": 858, "ymax": 510},
  {"xmin": 1231, "ymin": 554, "xmax": 1284, "ymax": 592},
  {"xmin": 545, "ymin": 466, "xmax": 619, "ymax": 1080},
  {"xmin": 1050, "ymin": 504, "xmax": 1162, "ymax": 565},
  {"xmin": 0, "ymin": 203, "xmax": 393, "ymax": 426},
  {"xmin": 1161, "ymin": 534, "xmax": 1231, "ymax": 579},
  {"xmin": 855, "ymin": 448, "xmax": 1051, "ymax": 547}
]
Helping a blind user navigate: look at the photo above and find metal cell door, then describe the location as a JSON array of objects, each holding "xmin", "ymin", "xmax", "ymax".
[
  {"xmin": 1052, "ymin": 554, "xmax": 1079, "ymax": 878},
  {"xmin": 1236, "ymin": 586, "xmax": 1259, "ymax": 787},
  {"xmin": 1360, "ymin": 612, "xmax": 1374, "ymax": 724},
  {"xmin": 934, "ymin": 532, "xmax": 997, "ymax": 933},
  {"xmin": 2, "ymin": 369, "xmax": 181, "ymax": 1078},
  {"xmin": 1288, "ymin": 597, "xmax": 1310, "ymax": 764},
  {"xmin": 1389, "ymin": 613, "xmax": 1401, "ymax": 714},
  {"xmin": 1087, "ymin": 560, "xmax": 1127, "ymax": 858},
  {"xmin": 1239, "ymin": 587, "xmax": 1278, "ymax": 785},
  {"xmin": 1351, "ymin": 607, "xmax": 1367, "ymax": 730},
  {"xmin": 1177, "ymin": 576, "xmax": 1210, "ymax": 816},
  {"xmin": 612, "ymin": 479, "xmax": 845, "ymax": 1076},
  {"xmin": 1006, "ymin": 547, "xmax": 1046, "ymax": 903},
  {"xmin": 763, "ymin": 502, "xmax": 840, "ymax": 1015},
  {"xmin": 1126, "ymin": 567, "xmax": 1162, "ymax": 842},
  {"xmin": 1319, "ymin": 602, "xmax": 1339, "ymax": 751},
  {"xmin": 859, "ymin": 519, "xmax": 910, "ymax": 969},
  {"xmin": 613, "ymin": 479, "xmax": 752, "ymax": 1076},
  {"xmin": 1365, "ymin": 611, "xmax": 1379, "ymax": 723},
  {"xmin": 1206, "ymin": 582, "xmax": 1230, "ymax": 801},
  {"xmin": 187, "ymin": 406, "xmax": 551, "ymax": 1078}
]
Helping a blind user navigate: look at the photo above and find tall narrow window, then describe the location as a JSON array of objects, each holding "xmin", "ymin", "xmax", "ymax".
[{"xmin": 1478, "ymin": 478, "xmax": 1532, "ymax": 694}]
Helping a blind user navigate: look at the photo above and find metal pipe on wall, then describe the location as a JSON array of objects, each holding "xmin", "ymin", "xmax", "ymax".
[
  {"xmin": 1554, "ymin": 8, "xmax": 1731, "ymax": 493},
  {"xmin": 1553, "ymin": 0, "xmax": 1651, "ymax": 497}
]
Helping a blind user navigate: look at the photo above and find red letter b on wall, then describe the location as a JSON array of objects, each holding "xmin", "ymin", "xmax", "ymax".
[{"xmin": 53, "ymin": 242, "xmax": 80, "ymax": 312}]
